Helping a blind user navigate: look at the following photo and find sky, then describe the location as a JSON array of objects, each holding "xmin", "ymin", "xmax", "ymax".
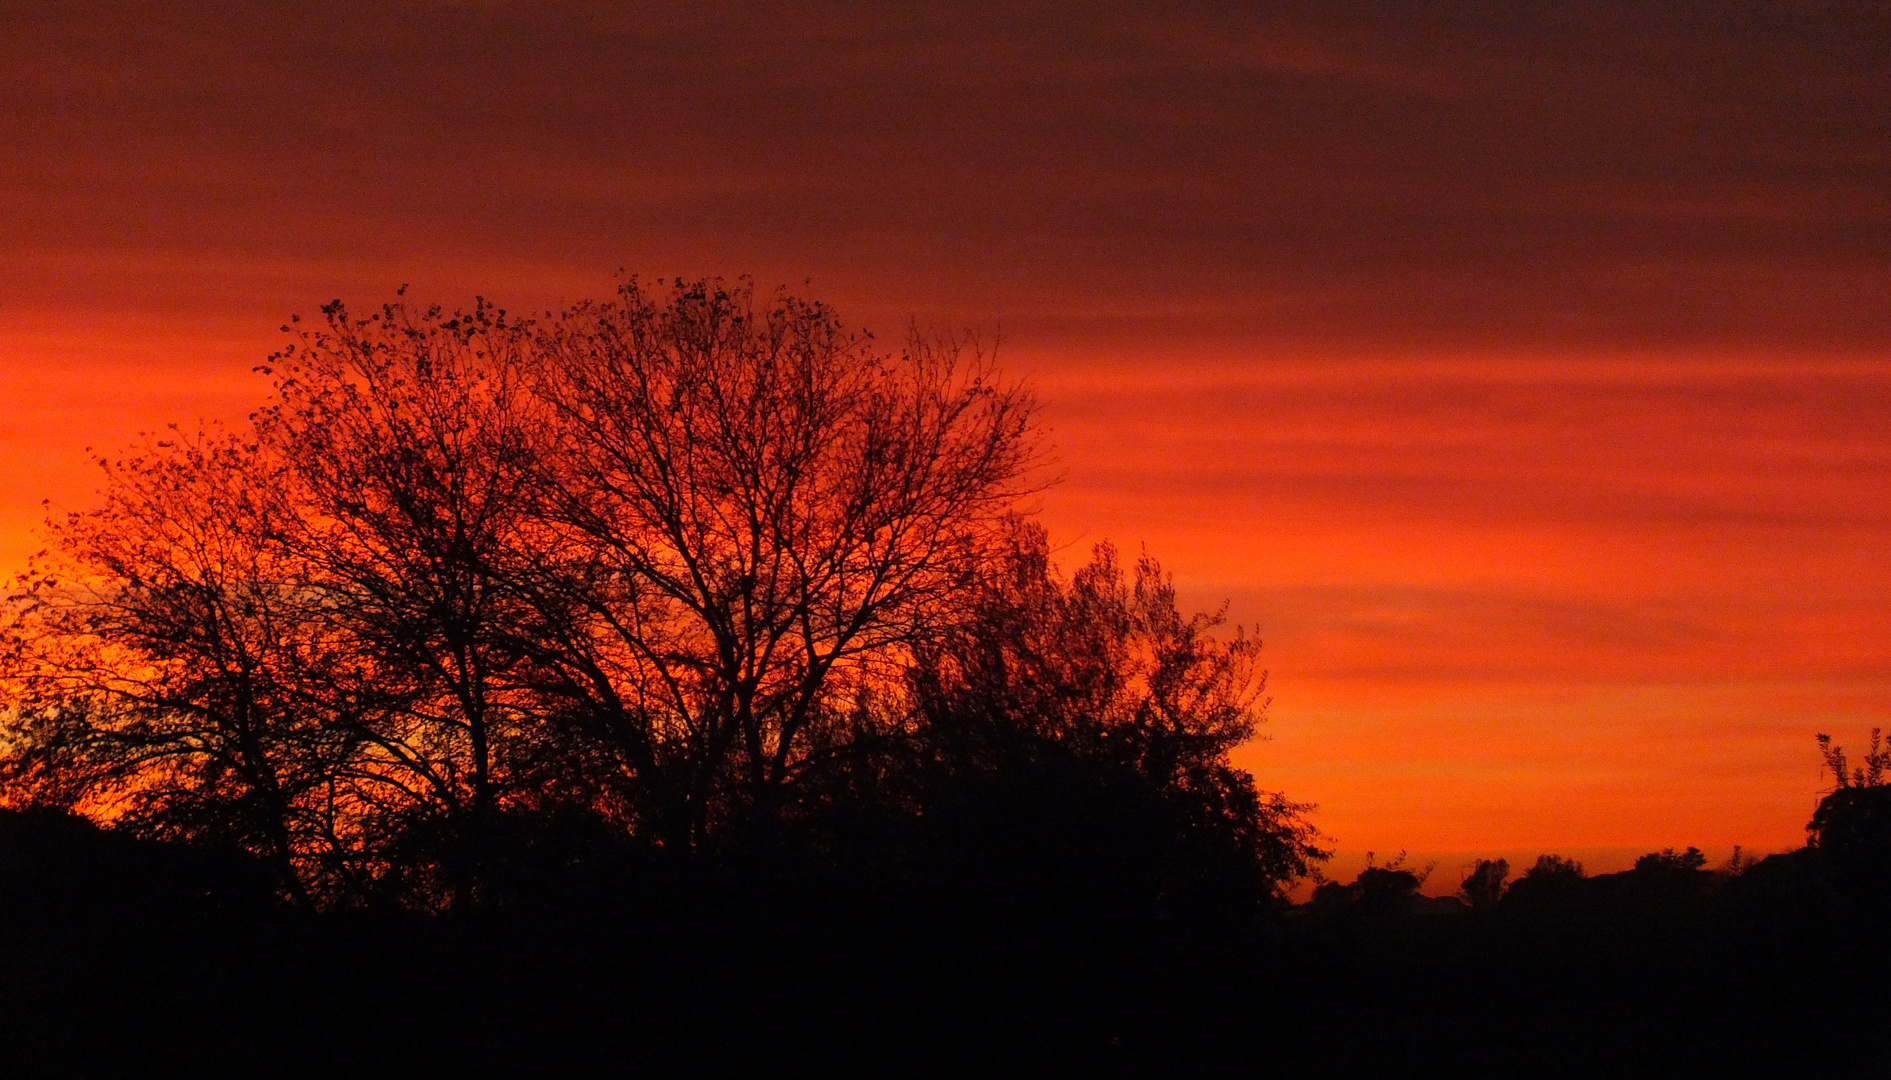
[{"xmin": 4, "ymin": 0, "xmax": 1890, "ymax": 875}]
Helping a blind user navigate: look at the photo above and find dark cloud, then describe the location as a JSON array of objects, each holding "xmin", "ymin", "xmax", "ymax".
[{"xmin": 3, "ymin": 0, "xmax": 1888, "ymax": 346}]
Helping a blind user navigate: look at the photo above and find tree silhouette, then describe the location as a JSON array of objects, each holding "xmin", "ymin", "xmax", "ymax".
[
  {"xmin": 1502, "ymin": 854, "xmax": 1584, "ymax": 906},
  {"xmin": 1523, "ymin": 854, "xmax": 1584, "ymax": 880},
  {"xmin": 0, "ymin": 280, "xmax": 1073, "ymax": 906},
  {"xmin": 1633, "ymin": 846, "xmax": 1706, "ymax": 872},
  {"xmin": 524, "ymin": 279, "xmax": 1041, "ymax": 850},
  {"xmin": 0, "ymin": 433, "xmax": 343, "ymax": 904},
  {"xmin": 258, "ymin": 295, "xmax": 551, "ymax": 904},
  {"xmin": 902, "ymin": 520, "xmax": 1325, "ymax": 896},
  {"xmin": 1816, "ymin": 728, "xmax": 1889, "ymax": 790},
  {"xmin": 1808, "ymin": 731, "xmax": 1891, "ymax": 895},
  {"xmin": 1460, "ymin": 857, "xmax": 1508, "ymax": 909}
]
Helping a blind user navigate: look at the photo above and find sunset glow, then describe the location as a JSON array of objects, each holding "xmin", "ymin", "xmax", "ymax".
[{"xmin": 5, "ymin": 2, "xmax": 1888, "ymax": 873}]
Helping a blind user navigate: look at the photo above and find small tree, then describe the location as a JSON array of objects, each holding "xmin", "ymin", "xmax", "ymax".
[
  {"xmin": 1808, "ymin": 731, "xmax": 1891, "ymax": 893},
  {"xmin": 1816, "ymin": 729, "xmax": 1889, "ymax": 790},
  {"xmin": 904, "ymin": 520, "xmax": 1326, "ymax": 899},
  {"xmin": 0, "ymin": 432, "xmax": 344, "ymax": 904},
  {"xmin": 1353, "ymin": 867, "xmax": 1422, "ymax": 913},
  {"xmin": 1499, "ymin": 853, "xmax": 1585, "ymax": 907},
  {"xmin": 1460, "ymin": 858, "xmax": 1509, "ymax": 909}
]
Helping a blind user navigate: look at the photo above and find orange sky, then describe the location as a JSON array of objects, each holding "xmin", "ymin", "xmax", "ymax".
[{"xmin": 4, "ymin": 1, "xmax": 1889, "ymax": 873}]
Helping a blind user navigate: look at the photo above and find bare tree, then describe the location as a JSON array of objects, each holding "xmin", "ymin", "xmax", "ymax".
[
  {"xmin": 258, "ymin": 295, "xmax": 553, "ymax": 903},
  {"xmin": 0, "ymin": 432, "xmax": 343, "ymax": 904},
  {"xmin": 527, "ymin": 278, "xmax": 1040, "ymax": 848},
  {"xmin": 0, "ymin": 279, "xmax": 1333, "ymax": 918}
]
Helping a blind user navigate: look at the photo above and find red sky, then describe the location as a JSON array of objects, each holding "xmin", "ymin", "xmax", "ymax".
[{"xmin": 4, "ymin": 1, "xmax": 1890, "ymax": 873}]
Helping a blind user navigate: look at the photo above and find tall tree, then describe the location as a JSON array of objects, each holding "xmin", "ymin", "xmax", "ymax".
[{"xmin": 258, "ymin": 295, "xmax": 552, "ymax": 903}]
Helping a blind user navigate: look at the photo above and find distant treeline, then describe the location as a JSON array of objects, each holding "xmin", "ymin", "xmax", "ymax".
[{"xmin": 0, "ymin": 278, "xmax": 1321, "ymax": 915}]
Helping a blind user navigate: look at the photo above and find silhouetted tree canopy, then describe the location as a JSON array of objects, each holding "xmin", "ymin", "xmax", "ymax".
[
  {"xmin": 1527, "ymin": 854, "xmax": 1584, "ymax": 880},
  {"xmin": 0, "ymin": 279, "xmax": 1322, "ymax": 914},
  {"xmin": 1460, "ymin": 857, "xmax": 1508, "ymax": 909},
  {"xmin": 1634, "ymin": 846, "xmax": 1707, "ymax": 873},
  {"xmin": 1808, "ymin": 730, "xmax": 1891, "ymax": 895},
  {"xmin": 1817, "ymin": 728, "xmax": 1889, "ymax": 790},
  {"xmin": 1501, "ymin": 854, "xmax": 1585, "ymax": 907}
]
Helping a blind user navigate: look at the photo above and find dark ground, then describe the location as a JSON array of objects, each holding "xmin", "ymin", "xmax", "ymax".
[{"xmin": 0, "ymin": 809, "xmax": 1884, "ymax": 1079}]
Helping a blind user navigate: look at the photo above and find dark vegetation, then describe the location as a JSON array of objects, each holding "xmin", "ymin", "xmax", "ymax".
[{"xmin": 1, "ymin": 280, "xmax": 1887, "ymax": 1075}]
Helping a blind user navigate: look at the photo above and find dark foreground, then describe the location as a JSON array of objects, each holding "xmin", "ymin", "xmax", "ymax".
[{"xmin": 2, "ymin": 810, "xmax": 1884, "ymax": 1079}]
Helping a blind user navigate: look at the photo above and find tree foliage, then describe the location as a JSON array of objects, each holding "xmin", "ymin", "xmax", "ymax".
[
  {"xmin": 1523, "ymin": 854, "xmax": 1584, "ymax": 881},
  {"xmin": 1816, "ymin": 728, "xmax": 1889, "ymax": 790},
  {"xmin": 1633, "ymin": 846, "xmax": 1706, "ymax": 873},
  {"xmin": 0, "ymin": 279, "xmax": 1322, "ymax": 912},
  {"xmin": 526, "ymin": 283, "xmax": 1037, "ymax": 848},
  {"xmin": 1807, "ymin": 731, "xmax": 1891, "ymax": 893},
  {"xmin": 902, "ymin": 522, "xmax": 1324, "ymax": 887},
  {"xmin": 1460, "ymin": 857, "xmax": 1508, "ymax": 909}
]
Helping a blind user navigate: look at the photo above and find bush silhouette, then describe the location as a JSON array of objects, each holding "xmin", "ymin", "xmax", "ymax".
[
  {"xmin": 1354, "ymin": 866, "xmax": 1423, "ymax": 913},
  {"xmin": 1502, "ymin": 854, "xmax": 1585, "ymax": 907},
  {"xmin": 1634, "ymin": 846, "xmax": 1707, "ymax": 873},
  {"xmin": 1808, "ymin": 787, "xmax": 1891, "ymax": 894}
]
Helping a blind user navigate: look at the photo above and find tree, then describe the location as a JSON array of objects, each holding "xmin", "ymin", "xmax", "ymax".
[
  {"xmin": 258, "ymin": 295, "xmax": 554, "ymax": 904},
  {"xmin": 1352, "ymin": 866, "xmax": 1422, "ymax": 913},
  {"xmin": 1460, "ymin": 858, "xmax": 1509, "ymax": 909},
  {"xmin": 1, "ymin": 278, "xmax": 1332, "ymax": 917},
  {"xmin": 1502, "ymin": 854, "xmax": 1584, "ymax": 906},
  {"xmin": 1633, "ymin": 846, "xmax": 1706, "ymax": 873},
  {"xmin": 0, "ymin": 432, "xmax": 343, "ymax": 904},
  {"xmin": 1523, "ymin": 854, "xmax": 1584, "ymax": 881},
  {"xmin": 899, "ymin": 521, "xmax": 1326, "ymax": 906},
  {"xmin": 1816, "ymin": 728, "xmax": 1889, "ymax": 790},
  {"xmin": 1, "ymin": 279, "xmax": 1046, "ymax": 899},
  {"xmin": 1808, "ymin": 731, "xmax": 1891, "ymax": 894},
  {"xmin": 525, "ymin": 278, "xmax": 1040, "ymax": 850}
]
